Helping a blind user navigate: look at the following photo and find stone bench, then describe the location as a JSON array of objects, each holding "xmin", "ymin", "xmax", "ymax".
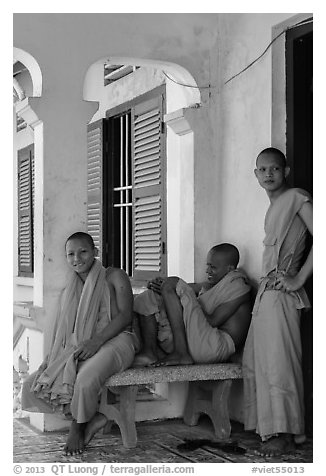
[{"xmin": 99, "ymin": 363, "xmax": 242, "ymax": 448}]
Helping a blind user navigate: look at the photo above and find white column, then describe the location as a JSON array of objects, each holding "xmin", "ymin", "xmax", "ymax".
[{"xmin": 164, "ymin": 108, "xmax": 194, "ymax": 282}]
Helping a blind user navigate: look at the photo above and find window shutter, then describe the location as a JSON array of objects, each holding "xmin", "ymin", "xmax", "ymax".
[
  {"xmin": 132, "ymin": 93, "xmax": 166, "ymax": 280},
  {"xmin": 87, "ymin": 120, "xmax": 105, "ymax": 259},
  {"xmin": 18, "ymin": 145, "xmax": 34, "ymax": 276}
]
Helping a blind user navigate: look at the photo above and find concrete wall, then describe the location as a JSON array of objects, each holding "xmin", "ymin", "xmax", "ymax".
[
  {"xmin": 210, "ymin": 13, "xmax": 297, "ymax": 286},
  {"xmin": 13, "ymin": 12, "xmax": 219, "ymax": 429},
  {"xmin": 13, "ymin": 11, "xmax": 305, "ymax": 295},
  {"xmin": 13, "ymin": 13, "xmax": 218, "ymax": 305}
]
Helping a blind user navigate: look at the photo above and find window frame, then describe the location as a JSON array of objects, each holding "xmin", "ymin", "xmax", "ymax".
[
  {"xmin": 17, "ymin": 144, "xmax": 34, "ymax": 277},
  {"xmin": 104, "ymin": 85, "xmax": 167, "ymax": 284}
]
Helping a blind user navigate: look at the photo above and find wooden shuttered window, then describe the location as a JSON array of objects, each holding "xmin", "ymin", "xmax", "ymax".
[
  {"xmin": 18, "ymin": 145, "xmax": 34, "ymax": 276},
  {"xmin": 86, "ymin": 120, "xmax": 105, "ymax": 259},
  {"xmin": 132, "ymin": 92, "xmax": 166, "ymax": 281},
  {"xmin": 87, "ymin": 86, "xmax": 167, "ymax": 282}
]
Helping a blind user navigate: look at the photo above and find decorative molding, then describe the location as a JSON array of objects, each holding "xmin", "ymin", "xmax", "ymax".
[
  {"xmin": 13, "ymin": 302, "xmax": 45, "ymax": 333},
  {"xmin": 15, "ymin": 98, "xmax": 41, "ymax": 130},
  {"xmin": 164, "ymin": 108, "xmax": 195, "ymax": 136},
  {"xmin": 13, "ymin": 47, "xmax": 42, "ymax": 97},
  {"xmin": 13, "ymin": 77, "xmax": 26, "ymax": 102}
]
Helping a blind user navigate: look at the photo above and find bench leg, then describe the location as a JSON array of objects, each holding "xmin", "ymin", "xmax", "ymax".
[
  {"xmin": 99, "ymin": 385, "xmax": 139, "ymax": 448},
  {"xmin": 183, "ymin": 382, "xmax": 201, "ymax": 426},
  {"xmin": 183, "ymin": 380, "xmax": 233, "ymax": 440}
]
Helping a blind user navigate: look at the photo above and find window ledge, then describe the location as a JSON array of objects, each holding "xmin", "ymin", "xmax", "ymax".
[
  {"xmin": 14, "ymin": 302, "xmax": 44, "ymax": 332},
  {"xmin": 13, "ymin": 301, "xmax": 34, "ymax": 318},
  {"xmin": 14, "ymin": 276, "xmax": 34, "ymax": 287}
]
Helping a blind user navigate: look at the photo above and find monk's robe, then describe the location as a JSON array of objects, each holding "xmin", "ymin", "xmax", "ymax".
[
  {"xmin": 243, "ymin": 188, "xmax": 311, "ymax": 439},
  {"xmin": 134, "ymin": 269, "xmax": 251, "ymax": 363},
  {"xmin": 22, "ymin": 259, "xmax": 137, "ymax": 423}
]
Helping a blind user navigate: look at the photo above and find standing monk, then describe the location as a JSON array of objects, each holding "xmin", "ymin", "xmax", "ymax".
[
  {"xmin": 22, "ymin": 232, "xmax": 138, "ymax": 456},
  {"xmin": 243, "ymin": 148, "xmax": 313, "ymax": 457}
]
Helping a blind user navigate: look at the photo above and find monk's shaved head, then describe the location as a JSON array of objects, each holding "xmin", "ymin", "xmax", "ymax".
[
  {"xmin": 65, "ymin": 232, "xmax": 95, "ymax": 249},
  {"xmin": 209, "ymin": 243, "xmax": 240, "ymax": 268},
  {"xmin": 256, "ymin": 147, "xmax": 287, "ymax": 168}
]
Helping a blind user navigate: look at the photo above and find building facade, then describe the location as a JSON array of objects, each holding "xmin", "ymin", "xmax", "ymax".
[{"xmin": 13, "ymin": 12, "xmax": 313, "ymax": 432}]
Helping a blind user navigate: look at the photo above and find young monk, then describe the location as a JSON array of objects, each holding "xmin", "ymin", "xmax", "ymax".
[
  {"xmin": 133, "ymin": 243, "xmax": 252, "ymax": 367},
  {"xmin": 21, "ymin": 232, "xmax": 138, "ymax": 456},
  {"xmin": 242, "ymin": 148, "xmax": 313, "ymax": 457}
]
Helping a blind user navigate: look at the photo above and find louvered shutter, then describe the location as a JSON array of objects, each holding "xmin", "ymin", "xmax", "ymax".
[
  {"xmin": 87, "ymin": 120, "xmax": 104, "ymax": 259},
  {"xmin": 132, "ymin": 94, "xmax": 166, "ymax": 280},
  {"xmin": 18, "ymin": 145, "xmax": 34, "ymax": 275}
]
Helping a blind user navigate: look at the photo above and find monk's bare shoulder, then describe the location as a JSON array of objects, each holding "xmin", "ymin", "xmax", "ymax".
[
  {"xmin": 105, "ymin": 267, "xmax": 132, "ymax": 291},
  {"xmin": 105, "ymin": 267, "xmax": 133, "ymax": 318}
]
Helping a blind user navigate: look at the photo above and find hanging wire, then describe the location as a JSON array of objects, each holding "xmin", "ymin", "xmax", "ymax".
[
  {"xmin": 162, "ymin": 18, "xmax": 312, "ymax": 89},
  {"xmin": 224, "ymin": 18, "xmax": 313, "ymax": 85},
  {"xmin": 163, "ymin": 71, "xmax": 213, "ymax": 90}
]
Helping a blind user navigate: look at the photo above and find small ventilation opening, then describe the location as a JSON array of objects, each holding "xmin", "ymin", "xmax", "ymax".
[
  {"xmin": 104, "ymin": 64, "xmax": 140, "ymax": 86},
  {"xmin": 16, "ymin": 114, "xmax": 27, "ymax": 132}
]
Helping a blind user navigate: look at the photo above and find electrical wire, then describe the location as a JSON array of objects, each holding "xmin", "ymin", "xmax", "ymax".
[
  {"xmin": 163, "ymin": 71, "xmax": 213, "ymax": 90},
  {"xmin": 162, "ymin": 18, "xmax": 312, "ymax": 89},
  {"xmin": 224, "ymin": 18, "xmax": 313, "ymax": 85}
]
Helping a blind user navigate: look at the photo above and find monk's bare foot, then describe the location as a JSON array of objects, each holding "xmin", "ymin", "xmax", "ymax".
[
  {"xmin": 254, "ymin": 435, "xmax": 295, "ymax": 457},
  {"xmin": 153, "ymin": 351, "xmax": 193, "ymax": 367},
  {"xmin": 64, "ymin": 420, "xmax": 86, "ymax": 456},
  {"xmin": 132, "ymin": 352, "xmax": 158, "ymax": 367},
  {"xmin": 84, "ymin": 412, "xmax": 108, "ymax": 446}
]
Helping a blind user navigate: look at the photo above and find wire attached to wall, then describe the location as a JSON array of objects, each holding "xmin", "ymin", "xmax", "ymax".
[
  {"xmin": 162, "ymin": 71, "xmax": 213, "ymax": 90},
  {"xmin": 162, "ymin": 18, "xmax": 312, "ymax": 90},
  {"xmin": 224, "ymin": 18, "xmax": 313, "ymax": 85}
]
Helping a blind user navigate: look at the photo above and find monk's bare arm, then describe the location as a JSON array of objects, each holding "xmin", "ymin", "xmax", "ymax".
[
  {"xmin": 206, "ymin": 292, "xmax": 251, "ymax": 328},
  {"xmin": 74, "ymin": 268, "xmax": 133, "ymax": 360},
  {"xmin": 96, "ymin": 268, "xmax": 133, "ymax": 340},
  {"xmin": 220, "ymin": 301, "xmax": 252, "ymax": 347},
  {"xmin": 276, "ymin": 201, "xmax": 313, "ymax": 292}
]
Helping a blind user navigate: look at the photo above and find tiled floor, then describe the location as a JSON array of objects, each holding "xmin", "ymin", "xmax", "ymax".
[{"xmin": 13, "ymin": 416, "xmax": 313, "ymax": 464}]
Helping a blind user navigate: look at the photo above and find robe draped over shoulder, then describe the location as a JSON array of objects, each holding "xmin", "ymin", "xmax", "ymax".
[
  {"xmin": 197, "ymin": 269, "xmax": 251, "ymax": 314},
  {"xmin": 30, "ymin": 259, "xmax": 111, "ymax": 413}
]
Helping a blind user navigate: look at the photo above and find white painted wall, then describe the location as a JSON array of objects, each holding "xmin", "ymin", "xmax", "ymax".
[
  {"xmin": 89, "ymin": 67, "xmax": 165, "ymax": 122},
  {"xmin": 13, "ymin": 13, "xmax": 301, "ymax": 293},
  {"xmin": 211, "ymin": 13, "xmax": 298, "ymax": 286}
]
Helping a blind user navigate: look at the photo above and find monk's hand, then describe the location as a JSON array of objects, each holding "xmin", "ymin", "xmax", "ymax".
[
  {"xmin": 73, "ymin": 338, "xmax": 102, "ymax": 361},
  {"xmin": 147, "ymin": 277, "xmax": 165, "ymax": 294},
  {"xmin": 160, "ymin": 276, "xmax": 179, "ymax": 293},
  {"xmin": 274, "ymin": 275, "xmax": 304, "ymax": 293}
]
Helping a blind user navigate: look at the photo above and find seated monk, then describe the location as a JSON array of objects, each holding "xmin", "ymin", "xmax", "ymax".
[
  {"xmin": 21, "ymin": 232, "xmax": 139, "ymax": 456},
  {"xmin": 133, "ymin": 243, "xmax": 252, "ymax": 367}
]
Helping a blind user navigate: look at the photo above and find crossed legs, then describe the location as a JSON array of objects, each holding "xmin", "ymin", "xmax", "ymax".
[
  {"xmin": 155, "ymin": 277, "xmax": 193, "ymax": 366},
  {"xmin": 132, "ymin": 313, "xmax": 166, "ymax": 366}
]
